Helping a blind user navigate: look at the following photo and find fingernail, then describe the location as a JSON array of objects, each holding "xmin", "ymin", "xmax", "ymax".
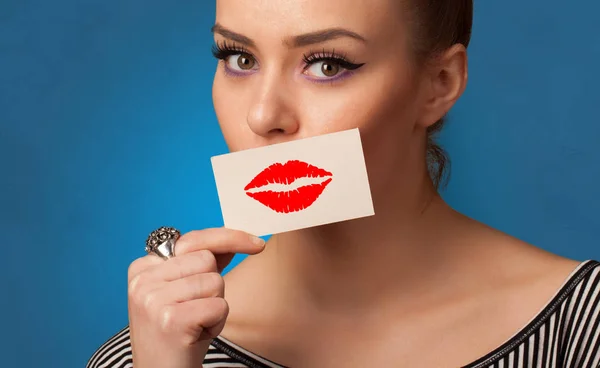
[{"xmin": 250, "ymin": 235, "xmax": 266, "ymax": 247}]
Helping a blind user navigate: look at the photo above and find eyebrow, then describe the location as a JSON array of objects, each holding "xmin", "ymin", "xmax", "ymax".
[
  {"xmin": 290, "ymin": 28, "xmax": 367, "ymax": 47},
  {"xmin": 211, "ymin": 24, "xmax": 367, "ymax": 48},
  {"xmin": 211, "ymin": 24, "xmax": 256, "ymax": 47}
]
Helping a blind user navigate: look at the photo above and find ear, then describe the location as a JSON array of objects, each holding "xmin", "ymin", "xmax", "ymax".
[{"xmin": 416, "ymin": 44, "xmax": 468, "ymax": 128}]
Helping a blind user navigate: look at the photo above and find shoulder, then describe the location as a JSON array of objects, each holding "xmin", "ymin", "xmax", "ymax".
[
  {"xmin": 86, "ymin": 326, "xmax": 132, "ymax": 368},
  {"xmin": 555, "ymin": 260, "xmax": 600, "ymax": 366},
  {"xmin": 557, "ymin": 259, "xmax": 600, "ymax": 322},
  {"xmin": 86, "ymin": 326, "xmax": 234, "ymax": 368}
]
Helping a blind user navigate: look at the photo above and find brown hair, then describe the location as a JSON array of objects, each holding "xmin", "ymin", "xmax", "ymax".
[{"xmin": 409, "ymin": 0, "xmax": 473, "ymax": 189}]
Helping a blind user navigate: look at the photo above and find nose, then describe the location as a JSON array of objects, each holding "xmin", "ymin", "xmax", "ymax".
[{"xmin": 246, "ymin": 77, "xmax": 299, "ymax": 137}]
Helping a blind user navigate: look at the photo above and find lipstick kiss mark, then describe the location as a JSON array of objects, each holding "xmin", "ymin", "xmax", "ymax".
[{"xmin": 244, "ymin": 160, "xmax": 333, "ymax": 213}]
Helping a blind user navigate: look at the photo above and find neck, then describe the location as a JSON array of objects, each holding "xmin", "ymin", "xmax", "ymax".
[{"xmin": 262, "ymin": 165, "xmax": 467, "ymax": 312}]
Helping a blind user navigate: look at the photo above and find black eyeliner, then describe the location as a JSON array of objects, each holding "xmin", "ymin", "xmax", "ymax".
[{"xmin": 302, "ymin": 49, "xmax": 365, "ymax": 70}]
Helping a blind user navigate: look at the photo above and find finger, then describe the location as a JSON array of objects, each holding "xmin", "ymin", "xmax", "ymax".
[
  {"xmin": 144, "ymin": 250, "xmax": 219, "ymax": 282},
  {"xmin": 159, "ymin": 272, "xmax": 224, "ymax": 303},
  {"xmin": 128, "ymin": 254, "xmax": 164, "ymax": 282},
  {"xmin": 159, "ymin": 298, "xmax": 229, "ymax": 343},
  {"xmin": 175, "ymin": 227, "xmax": 265, "ymax": 256}
]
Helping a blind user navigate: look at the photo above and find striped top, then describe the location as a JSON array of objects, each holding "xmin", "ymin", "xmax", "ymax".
[{"xmin": 87, "ymin": 260, "xmax": 600, "ymax": 368}]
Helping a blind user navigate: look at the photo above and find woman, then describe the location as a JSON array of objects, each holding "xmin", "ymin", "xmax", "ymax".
[{"xmin": 87, "ymin": 0, "xmax": 600, "ymax": 367}]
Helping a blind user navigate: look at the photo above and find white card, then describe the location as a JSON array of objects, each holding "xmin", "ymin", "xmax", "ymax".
[{"xmin": 210, "ymin": 128, "xmax": 375, "ymax": 237}]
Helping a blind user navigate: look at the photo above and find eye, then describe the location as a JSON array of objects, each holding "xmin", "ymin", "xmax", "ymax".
[
  {"xmin": 301, "ymin": 51, "xmax": 365, "ymax": 80},
  {"xmin": 304, "ymin": 61, "xmax": 342, "ymax": 78},
  {"xmin": 226, "ymin": 53, "xmax": 257, "ymax": 71}
]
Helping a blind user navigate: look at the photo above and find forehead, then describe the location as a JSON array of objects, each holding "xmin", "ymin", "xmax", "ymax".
[{"xmin": 215, "ymin": 0, "xmax": 404, "ymax": 42}]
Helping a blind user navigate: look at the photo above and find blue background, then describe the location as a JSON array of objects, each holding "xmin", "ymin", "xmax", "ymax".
[{"xmin": 1, "ymin": 0, "xmax": 599, "ymax": 367}]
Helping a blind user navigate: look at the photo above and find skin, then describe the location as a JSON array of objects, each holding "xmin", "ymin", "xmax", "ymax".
[{"xmin": 191, "ymin": 0, "xmax": 580, "ymax": 367}]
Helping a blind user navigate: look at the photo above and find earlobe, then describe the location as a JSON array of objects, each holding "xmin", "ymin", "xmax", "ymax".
[{"xmin": 417, "ymin": 44, "xmax": 468, "ymax": 129}]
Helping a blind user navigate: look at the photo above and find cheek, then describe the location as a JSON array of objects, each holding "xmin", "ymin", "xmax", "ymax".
[
  {"xmin": 296, "ymin": 65, "xmax": 422, "ymax": 191},
  {"xmin": 299, "ymin": 66, "xmax": 419, "ymax": 154},
  {"xmin": 212, "ymin": 73, "xmax": 253, "ymax": 151}
]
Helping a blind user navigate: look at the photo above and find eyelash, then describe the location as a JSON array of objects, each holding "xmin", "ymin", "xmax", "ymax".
[
  {"xmin": 211, "ymin": 41, "xmax": 249, "ymax": 60},
  {"xmin": 301, "ymin": 49, "xmax": 364, "ymax": 72},
  {"xmin": 211, "ymin": 41, "xmax": 365, "ymax": 80}
]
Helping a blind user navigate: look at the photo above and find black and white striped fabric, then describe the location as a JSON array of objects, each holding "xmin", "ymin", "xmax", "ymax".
[{"xmin": 87, "ymin": 260, "xmax": 600, "ymax": 368}]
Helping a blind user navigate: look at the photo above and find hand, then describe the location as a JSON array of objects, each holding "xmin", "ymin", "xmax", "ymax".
[{"xmin": 127, "ymin": 227, "xmax": 266, "ymax": 368}]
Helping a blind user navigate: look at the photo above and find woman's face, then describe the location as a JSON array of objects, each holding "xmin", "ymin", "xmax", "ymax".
[{"xmin": 212, "ymin": 0, "xmax": 443, "ymax": 194}]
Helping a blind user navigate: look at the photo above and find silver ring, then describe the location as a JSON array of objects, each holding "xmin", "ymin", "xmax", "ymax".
[{"xmin": 145, "ymin": 226, "xmax": 181, "ymax": 260}]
